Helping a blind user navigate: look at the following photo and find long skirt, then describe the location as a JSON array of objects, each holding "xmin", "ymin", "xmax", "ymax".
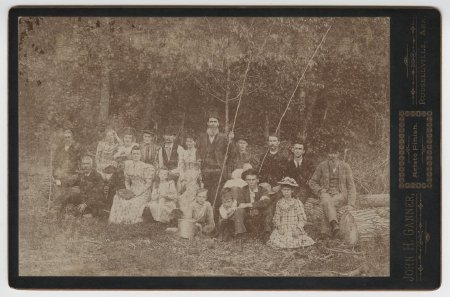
[{"xmin": 108, "ymin": 192, "xmax": 148, "ymax": 224}]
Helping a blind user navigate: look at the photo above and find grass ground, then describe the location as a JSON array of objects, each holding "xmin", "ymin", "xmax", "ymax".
[{"xmin": 18, "ymin": 160, "xmax": 389, "ymax": 277}]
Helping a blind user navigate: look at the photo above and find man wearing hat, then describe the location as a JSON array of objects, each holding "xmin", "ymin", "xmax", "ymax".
[
  {"xmin": 197, "ymin": 112, "xmax": 234, "ymax": 209},
  {"xmin": 228, "ymin": 134, "xmax": 259, "ymax": 178},
  {"xmin": 140, "ymin": 128, "xmax": 159, "ymax": 165},
  {"xmin": 156, "ymin": 126, "xmax": 184, "ymax": 171},
  {"xmin": 308, "ymin": 143, "xmax": 357, "ymax": 237}
]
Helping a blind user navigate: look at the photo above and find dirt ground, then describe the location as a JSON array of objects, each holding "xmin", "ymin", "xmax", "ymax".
[{"xmin": 18, "ymin": 160, "xmax": 389, "ymax": 277}]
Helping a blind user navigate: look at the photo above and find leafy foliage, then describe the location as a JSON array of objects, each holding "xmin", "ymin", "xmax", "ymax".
[{"xmin": 18, "ymin": 17, "xmax": 389, "ymax": 193}]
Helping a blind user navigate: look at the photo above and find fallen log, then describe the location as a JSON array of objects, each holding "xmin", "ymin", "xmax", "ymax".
[
  {"xmin": 357, "ymin": 194, "xmax": 389, "ymax": 208},
  {"xmin": 339, "ymin": 209, "xmax": 389, "ymax": 246},
  {"xmin": 303, "ymin": 198, "xmax": 389, "ymax": 245}
]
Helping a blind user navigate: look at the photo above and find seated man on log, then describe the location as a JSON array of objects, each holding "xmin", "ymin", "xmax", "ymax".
[
  {"xmin": 308, "ymin": 143, "xmax": 356, "ymax": 238},
  {"xmin": 54, "ymin": 155, "xmax": 106, "ymax": 219},
  {"xmin": 234, "ymin": 168, "xmax": 273, "ymax": 243}
]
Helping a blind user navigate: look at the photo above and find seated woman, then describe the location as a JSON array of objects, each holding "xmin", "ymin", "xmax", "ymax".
[
  {"xmin": 184, "ymin": 188, "xmax": 215, "ymax": 236},
  {"xmin": 96, "ymin": 129, "xmax": 121, "ymax": 174},
  {"xmin": 108, "ymin": 145, "xmax": 155, "ymax": 224},
  {"xmin": 148, "ymin": 167, "xmax": 178, "ymax": 223},
  {"xmin": 114, "ymin": 127, "xmax": 138, "ymax": 160},
  {"xmin": 267, "ymin": 177, "xmax": 315, "ymax": 249}
]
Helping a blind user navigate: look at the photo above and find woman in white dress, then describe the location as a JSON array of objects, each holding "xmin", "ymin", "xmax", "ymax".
[
  {"xmin": 114, "ymin": 127, "xmax": 138, "ymax": 160},
  {"xmin": 148, "ymin": 167, "xmax": 178, "ymax": 223},
  {"xmin": 109, "ymin": 145, "xmax": 155, "ymax": 224}
]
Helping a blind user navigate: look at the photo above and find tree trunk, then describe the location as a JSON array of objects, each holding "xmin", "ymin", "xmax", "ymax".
[
  {"xmin": 224, "ymin": 68, "xmax": 230, "ymax": 133},
  {"xmin": 98, "ymin": 18, "xmax": 111, "ymax": 124},
  {"xmin": 264, "ymin": 111, "xmax": 270, "ymax": 139}
]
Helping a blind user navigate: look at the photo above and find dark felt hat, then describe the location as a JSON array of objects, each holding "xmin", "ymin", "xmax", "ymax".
[
  {"xmin": 142, "ymin": 128, "xmax": 155, "ymax": 135},
  {"xmin": 207, "ymin": 111, "xmax": 221, "ymax": 121}
]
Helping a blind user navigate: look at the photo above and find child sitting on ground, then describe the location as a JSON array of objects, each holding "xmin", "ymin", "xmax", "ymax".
[
  {"xmin": 148, "ymin": 167, "xmax": 178, "ymax": 224},
  {"xmin": 184, "ymin": 188, "xmax": 215, "ymax": 236},
  {"xmin": 268, "ymin": 177, "xmax": 315, "ymax": 249},
  {"xmin": 217, "ymin": 190, "xmax": 238, "ymax": 241}
]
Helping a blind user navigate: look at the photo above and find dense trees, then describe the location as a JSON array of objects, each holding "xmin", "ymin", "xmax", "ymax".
[{"xmin": 18, "ymin": 17, "xmax": 389, "ymax": 193}]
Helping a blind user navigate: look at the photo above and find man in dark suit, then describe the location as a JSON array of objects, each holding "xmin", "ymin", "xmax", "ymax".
[
  {"xmin": 197, "ymin": 113, "xmax": 234, "ymax": 209},
  {"xmin": 54, "ymin": 155, "xmax": 105, "ymax": 218},
  {"xmin": 258, "ymin": 133, "xmax": 290, "ymax": 187},
  {"xmin": 234, "ymin": 169, "xmax": 273, "ymax": 242},
  {"xmin": 52, "ymin": 129, "xmax": 82, "ymax": 182},
  {"xmin": 308, "ymin": 143, "xmax": 357, "ymax": 237},
  {"xmin": 285, "ymin": 142, "xmax": 314, "ymax": 202},
  {"xmin": 140, "ymin": 128, "xmax": 159, "ymax": 166}
]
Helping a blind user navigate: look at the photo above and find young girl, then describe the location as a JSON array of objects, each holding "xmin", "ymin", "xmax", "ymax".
[
  {"xmin": 96, "ymin": 129, "xmax": 121, "ymax": 174},
  {"xmin": 268, "ymin": 177, "xmax": 315, "ymax": 249},
  {"xmin": 148, "ymin": 167, "xmax": 178, "ymax": 223},
  {"xmin": 178, "ymin": 165, "xmax": 202, "ymax": 216}
]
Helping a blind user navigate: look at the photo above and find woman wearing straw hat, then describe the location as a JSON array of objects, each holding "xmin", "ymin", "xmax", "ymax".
[{"xmin": 267, "ymin": 177, "xmax": 315, "ymax": 249}]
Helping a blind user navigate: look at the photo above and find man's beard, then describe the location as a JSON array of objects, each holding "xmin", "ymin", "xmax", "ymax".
[{"xmin": 207, "ymin": 127, "xmax": 219, "ymax": 135}]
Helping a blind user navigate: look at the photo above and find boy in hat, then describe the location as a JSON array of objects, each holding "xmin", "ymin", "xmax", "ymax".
[
  {"xmin": 308, "ymin": 142, "xmax": 357, "ymax": 238},
  {"xmin": 228, "ymin": 134, "xmax": 259, "ymax": 178}
]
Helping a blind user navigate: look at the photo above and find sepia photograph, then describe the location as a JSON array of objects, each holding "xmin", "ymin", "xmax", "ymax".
[{"xmin": 17, "ymin": 15, "xmax": 390, "ymax": 278}]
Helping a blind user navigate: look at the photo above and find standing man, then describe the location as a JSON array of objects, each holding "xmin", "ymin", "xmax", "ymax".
[
  {"xmin": 258, "ymin": 133, "xmax": 289, "ymax": 187},
  {"xmin": 197, "ymin": 113, "xmax": 234, "ymax": 208},
  {"xmin": 308, "ymin": 143, "xmax": 357, "ymax": 237},
  {"xmin": 285, "ymin": 141, "xmax": 314, "ymax": 202},
  {"xmin": 228, "ymin": 134, "xmax": 259, "ymax": 176},
  {"xmin": 52, "ymin": 129, "xmax": 82, "ymax": 182},
  {"xmin": 54, "ymin": 155, "xmax": 105, "ymax": 218},
  {"xmin": 140, "ymin": 128, "xmax": 159, "ymax": 166},
  {"xmin": 157, "ymin": 126, "xmax": 183, "ymax": 172}
]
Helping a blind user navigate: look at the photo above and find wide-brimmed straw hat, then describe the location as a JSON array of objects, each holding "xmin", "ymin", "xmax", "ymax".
[{"xmin": 277, "ymin": 177, "xmax": 299, "ymax": 188}]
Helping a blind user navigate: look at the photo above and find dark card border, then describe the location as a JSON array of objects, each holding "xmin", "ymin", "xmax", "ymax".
[{"xmin": 8, "ymin": 6, "xmax": 442, "ymax": 290}]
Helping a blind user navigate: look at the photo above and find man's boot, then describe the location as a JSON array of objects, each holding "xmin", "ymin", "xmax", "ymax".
[{"xmin": 330, "ymin": 220, "xmax": 340, "ymax": 238}]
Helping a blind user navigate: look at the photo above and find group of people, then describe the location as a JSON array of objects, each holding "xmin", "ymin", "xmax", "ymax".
[{"xmin": 51, "ymin": 113, "xmax": 356, "ymax": 249}]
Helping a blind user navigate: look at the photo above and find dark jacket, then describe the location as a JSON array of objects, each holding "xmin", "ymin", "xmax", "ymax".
[
  {"xmin": 197, "ymin": 132, "xmax": 229, "ymax": 169},
  {"xmin": 52, "ymin": 142, "xmax": 82, "ymax": 179},
  {"xmin": 64, "ymin": 170, "xmax": 105, "ymax": 208},
  {"xmin": 105, "ymin": 169, "xmax": 125, "ymax": 209},
  {"xmin": 258, "ymin": 149, "xmax": 290, "ymax": 186},
  {"xmin": 237, "ymin": 185, "xmax": 271, "ymax": 209},
  {"xmin": 308, "ymin": 159, "xmax": 357, "ymax": 206},
  {"xmin": 285, "ymin": 156, "xmax": 314, "ymax": 198},
  {"xmin": 228, "ymin": 150, "xmax": 259, "ymax": 175}
]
